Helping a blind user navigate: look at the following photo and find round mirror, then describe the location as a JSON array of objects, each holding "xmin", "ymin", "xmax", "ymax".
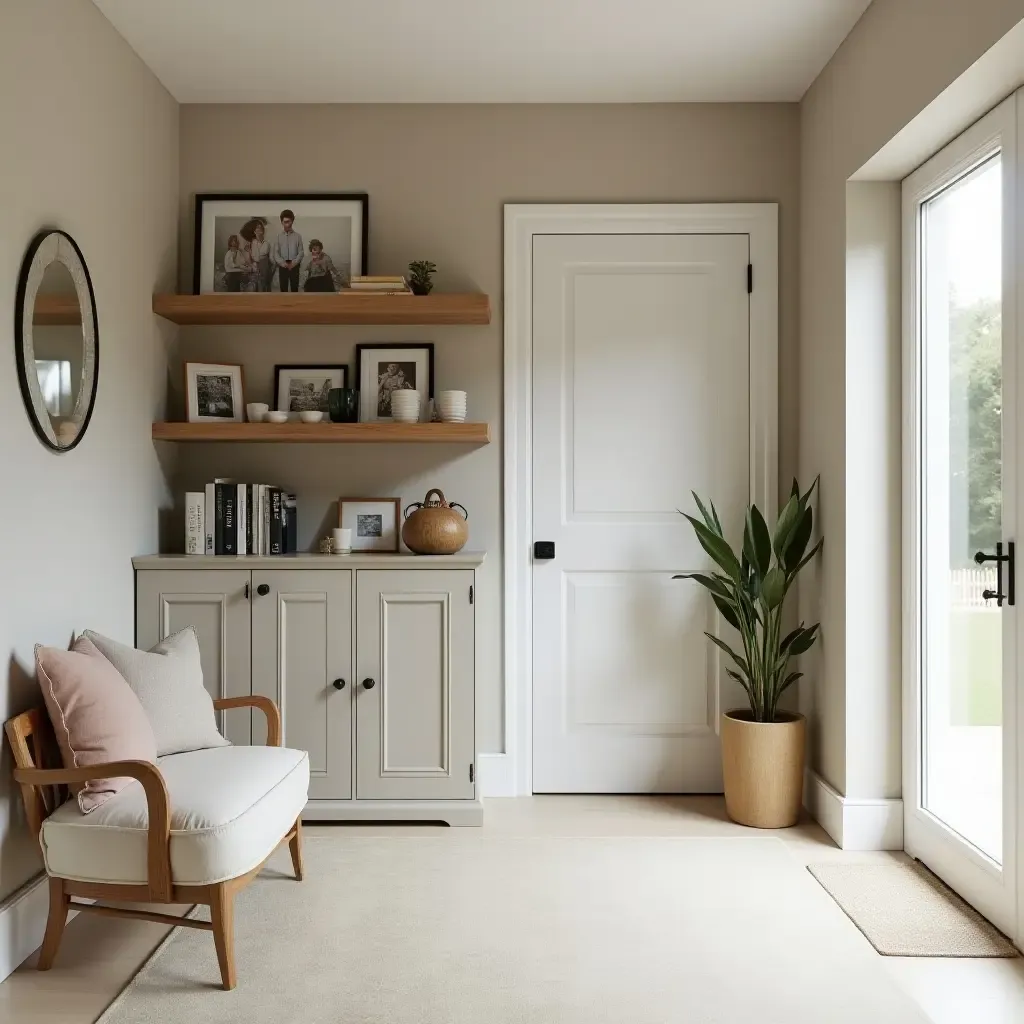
[{"xmin": 15, "ymin": 230, "xmax": 98, "ymax": 452}]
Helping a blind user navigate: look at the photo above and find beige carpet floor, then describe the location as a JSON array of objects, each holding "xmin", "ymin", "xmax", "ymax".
[
  {"xmin": 808, "ymin": 860, "xmax": 1018, "ymax": 958},
  {"xmin": 99, "ymin": 836, "xmax": 931, "ymax": 1023}
]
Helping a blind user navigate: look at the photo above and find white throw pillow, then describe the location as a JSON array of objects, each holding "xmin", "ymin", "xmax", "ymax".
[{"xmin": 82, "ymin": 627, "xmax": 229, "ymax": 757}]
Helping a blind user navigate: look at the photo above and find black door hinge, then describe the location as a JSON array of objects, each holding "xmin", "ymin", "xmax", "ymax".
[
  {"xmin": 469, "ymin": 763, "xmax": 475, "ymax": 783},
  {"xmin": 747, "ymin": 263, "xmax": 753, "ymax": 294},
  {"xmin": 469, "ymin": 585, "xmax": 474, "ymax": 605}
]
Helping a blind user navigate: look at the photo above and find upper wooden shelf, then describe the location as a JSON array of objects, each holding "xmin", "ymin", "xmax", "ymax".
[
  {"xmin": 33, "ymin": 295, "xmax": 82, "ymax": 326},
  {"xmin": 152, "ymin": 421, "xmax": 490, "ymax": 444},
  {"xmin": 152, "ymin": 293, "xmax": 491, "ymax": 326}
]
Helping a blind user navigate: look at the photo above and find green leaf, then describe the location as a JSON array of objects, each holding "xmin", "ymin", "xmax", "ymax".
[
  {"xmin": 708, "ymin": 499, "xmax": 724, "ymax": 535},
  {"xmin": 778, "ymin": 624, "xmax": 805, "ymax": 655},
  {"xmin": 711, "ymin": 593, "xmax": 741, "ymax": 631},
  {"xmin": 704, "ymin": 632, "xmax": 749, "ymax": 675},
  {"xmin": 746, "ymin": 505, "xmax": 772, "ymax": 576},
  {"xmin": 760, "ymin": 566, "xmax": 786, "ymax": 609},
  {"xmin": 791, "ymin": 537, "xmax": 824, "ymax": 576},
  {"xmin": 772, "ymin": 495, "xmax": 800, "ymax": 558},
  {"xmin": 778, "ymin": 671, "xmax": 803, "ymax": 694},
  {"xmin": 787, "ymin": 623, "xmax": 820, "ymax": 656},
  {"xmin": 784, "ymin": 507, "xmax": 814, "ymax": 572},
  {"xmin": 725, "ymin": 668, "xmax": 751, "ymax": 695},
  {"xmin": 691, "ymin": 492, "xmax": 721, "ymax": 536},
  {"xmin": 800, "ymin": 475, "xmax": 820, "ymax": 508},
  {"xmin": 683, "ymin": 515, "xmax": 741, "ymax": 580}
]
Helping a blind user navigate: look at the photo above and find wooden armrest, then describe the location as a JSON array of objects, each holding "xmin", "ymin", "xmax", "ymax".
[
  {"xmin": 14, "ymin": 761, "xmax": 172, "ymax": 903},
  {"xmin": 213, "ymin": 695, "xmax": 281, "ymax": 747}
]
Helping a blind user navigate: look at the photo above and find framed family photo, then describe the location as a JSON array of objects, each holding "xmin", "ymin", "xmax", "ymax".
[
  {"xmin": 274, "ymin": 364, "xmax": 347, "ymax": 418},
  {"xmin": 193, "ymin": 193, "xmax": 368, "ymax": 295},
  {"xmin": 185, "ymin": 362, "xmax": 245, "ymax": 423},
  {"xmin": 338, "ymin": 497, "xmax": 401, "ymax": 553},
  {"xmin": 356, "ymin": 343, "xmax": 434, "ymax": 422}
]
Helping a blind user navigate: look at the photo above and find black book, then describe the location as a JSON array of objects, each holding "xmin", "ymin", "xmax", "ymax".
[
  {"xmin": 218, "ymin": 482, "xmax": 237, "ymax": 556},
  {"xmin": 283, "ymin": 493, "xmax": 297, "ymax": 554},
  {"xmin": 214, "ymin": 484, "xmax": 224, "ymax": 555},
  {"xmin": 245, "ymin": 484, "xmax": 254, "ymax": 556},
  {"xmin": 269, "ymin": 488, "xmax": 283, "ymax": 555}
]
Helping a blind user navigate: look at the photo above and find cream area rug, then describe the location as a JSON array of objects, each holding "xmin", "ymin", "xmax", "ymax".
[
  {"xmin": 99, "ymin": 836, "xmax": 931, "ymax": 1023},
  {"xmin": 808, "ymin": 860, "xmax": 1018, "ymax": 958}
]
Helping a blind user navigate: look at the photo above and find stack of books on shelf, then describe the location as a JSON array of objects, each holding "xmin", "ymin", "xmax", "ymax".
[
  {"xmin": 185, "ymin": 481, "xmax": 297, "ymax": 556},
  {"xmin": 348, "ymin": 275, "xmax": 412, "ymax": 295}
]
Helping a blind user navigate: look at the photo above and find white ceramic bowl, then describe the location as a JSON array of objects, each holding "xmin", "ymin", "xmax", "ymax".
[
  {"xmin": 265, "ymin": 410, "xmax": 289, "ymax": 424},
  {"xmin": 246, "ymin": 402, "xmax": 270, "ymax": 423},
  {"xmin": 299, "ymin": 410, "xmax": 324, "ymax": 424}
]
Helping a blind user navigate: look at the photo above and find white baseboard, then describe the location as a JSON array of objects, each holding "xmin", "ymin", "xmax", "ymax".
[
  {"xmin": 804, "ymin": 771, "xmax": 903, "ymax": 851},
  {"xmin": 477, "ymin": 753, "xmax": 517, "ymax": 797},
  {"xmin": 0, "ymin": 873, "xmax": 46, "ymax": 982}
]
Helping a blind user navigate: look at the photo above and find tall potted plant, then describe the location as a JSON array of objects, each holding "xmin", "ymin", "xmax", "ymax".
[{"xmin": 675, "ymin": 479, "xmax": 822, "ymax": 828}]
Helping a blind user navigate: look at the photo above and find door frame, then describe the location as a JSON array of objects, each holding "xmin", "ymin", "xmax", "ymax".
[
  {"xmin": 901, "ymin": 95, "xmax": 1021, "ymax": 939},
  {"xmin": 502, "ymin": 203, "xmax": 780, "ymax": 797}
]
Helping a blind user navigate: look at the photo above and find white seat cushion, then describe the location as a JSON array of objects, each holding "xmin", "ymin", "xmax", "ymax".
[{"xmin": 41, "ymin": 746, "xmax": 309, "ymax": 886}]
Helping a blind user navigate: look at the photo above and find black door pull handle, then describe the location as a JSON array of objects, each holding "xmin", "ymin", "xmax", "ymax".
[
  {"xmin": 974, "ymin": 541, "xmax": 1015, "ymax": 607},
  {"xmin": 534, "ymin": 541, "xmax": 555, "ymax": 560}
]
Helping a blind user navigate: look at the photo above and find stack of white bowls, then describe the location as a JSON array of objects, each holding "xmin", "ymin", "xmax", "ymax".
[
  {"xmin": 438, "ymin": 390, "xmax": 467, "ymax": 422},
  {"xmin": 390, "ymin": 389, "xmax": 420, "ymax": 423}
]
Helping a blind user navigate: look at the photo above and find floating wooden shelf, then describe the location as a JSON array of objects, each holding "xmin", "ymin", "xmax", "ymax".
[
  {"xmin": 152, "ymin": 421, "xmax": 490, "ymax": 444},
  {"xmin": 33, "ymin": 295, "xmax": 82, "ymax": 326},
  {"xmin": 152, "ymin": 293, "xmax": 490, "ymax": 326}
]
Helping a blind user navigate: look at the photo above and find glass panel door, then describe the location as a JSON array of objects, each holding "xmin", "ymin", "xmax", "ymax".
[{"xmin": 904, "ymin": 96, "xmax": 1017, "ymax": 939}]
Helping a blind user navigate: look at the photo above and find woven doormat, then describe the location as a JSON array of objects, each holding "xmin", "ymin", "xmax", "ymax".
[{"xmin": 808, "ymin": 860, "xmax": 1017, "ymax": 957}]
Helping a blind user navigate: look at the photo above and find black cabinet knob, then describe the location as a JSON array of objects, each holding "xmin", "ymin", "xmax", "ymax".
[
  {"xmin": 362, "ymin": 678, "xmax": 376, "ymax": 689},
  {"xmin": 256, "ymin": 583, "xmax": 270, "ymax": 596},
  {"xmin": 332, "ymin": 678, "xmax": 346, "ymax": 690}
]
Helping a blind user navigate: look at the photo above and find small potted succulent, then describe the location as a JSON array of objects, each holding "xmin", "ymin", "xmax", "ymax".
[
  {"xmin": 675, "ymin": 478, "xmax": 822, "ymax": 828},
  {"xmin": 408, "ymin": 260, "xmax": 437, "ymax": 296}
]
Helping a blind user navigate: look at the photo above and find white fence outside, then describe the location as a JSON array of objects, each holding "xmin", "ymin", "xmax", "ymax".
[{"xmin": 950, "ymin": 567, "xmax": 998, "ymax": 608}]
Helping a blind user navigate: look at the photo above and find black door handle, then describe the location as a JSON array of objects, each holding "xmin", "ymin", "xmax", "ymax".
[
  {"xmin": 362, "ymin": 677, "xmax": 376, "ymax": 689},
  {"xmin": 974, "ymin": 541, "xmax": 1015, "ymax": 606},
  {"xmin": 534, "ymin": 541, "xmax": 555, "ymax": 560},
  {"xmin": 332, "ymin": 678, "xmax": 346, "ymax": 690},
  {"xmin": 256, "ymin": 583, "xmax": 270, "ymax": 597}
]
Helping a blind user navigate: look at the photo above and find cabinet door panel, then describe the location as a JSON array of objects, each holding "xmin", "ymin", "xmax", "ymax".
[
  {"xmin": 135, "ymin": 570, "xmax": 252, "ymax": 745},
  {"xmin": 356, "ymin": 570, "xmax": 474, "ymax": 800},
  {"xmin": 252, "ymin": 570, "xmax": 352, "ymax": 800}
]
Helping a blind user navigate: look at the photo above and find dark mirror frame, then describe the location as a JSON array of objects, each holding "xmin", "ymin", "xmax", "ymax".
[{"xmin": 15, "ymin": 229, "xmax": 99, "ymax": 453}]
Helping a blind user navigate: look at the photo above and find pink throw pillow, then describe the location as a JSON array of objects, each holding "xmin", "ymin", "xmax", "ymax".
[{"xmin": 35, "ymin": 636, "xmax": 158, "ymax": 813}]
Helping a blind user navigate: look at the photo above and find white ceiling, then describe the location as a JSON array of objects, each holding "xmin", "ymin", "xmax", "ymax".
[{"xmin": 93, "ymin": 0, "xmax": 872, "ymax": 104}]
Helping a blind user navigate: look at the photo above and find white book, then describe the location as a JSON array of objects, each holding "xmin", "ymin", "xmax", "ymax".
[
  {"xmin": 204, "ymin": 483, "xmax": 215, "ymax": 555},
  {"xmin": 185, "ymin": 492, "xmax": 205, "ymax": 555},
  {"xmin": 237, "ymin": 484, "xmax": 247, "ymax": 555}
]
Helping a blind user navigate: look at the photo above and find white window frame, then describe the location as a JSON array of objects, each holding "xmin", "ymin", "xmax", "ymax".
[
  {"xmin": 902, "ymin": 94, "xmax": 1020, "ymax": 939},
  {"xmin": 501, "ymin": 203, "xmax": 779, "ymax": 797}
]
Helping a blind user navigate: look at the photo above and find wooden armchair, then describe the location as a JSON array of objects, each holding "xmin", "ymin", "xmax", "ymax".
[{"xmin": 5, "ymin": 696, "xmax": 309, "ymax": 990}]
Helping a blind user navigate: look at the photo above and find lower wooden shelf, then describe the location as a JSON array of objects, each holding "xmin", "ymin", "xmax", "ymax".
[{"xmin": 151, "ymin": 421, "xmax": 490, "ymax": 444}]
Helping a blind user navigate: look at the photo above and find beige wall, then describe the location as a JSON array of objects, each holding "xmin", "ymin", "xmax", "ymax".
[
  {"xmin": 0, "ymin": 0, "xmax": 179, "ymax": 902},
  {"xmin": 799, "ymin": 0, "xmax": 1024, "ymax": 797},
  {"xmin": 178, "ymin": 103, "xmax": 801, "ymax": 754}
]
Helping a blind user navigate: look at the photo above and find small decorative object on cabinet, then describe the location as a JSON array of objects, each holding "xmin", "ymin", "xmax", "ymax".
[
  {"xmin": 133, "ymin": 553, "xmax": 485, "ymax": 824},
  {"xmin": 186, "ymin": 362, "xmax": 245, "ymax": 423},
  {"xmin": 674, "ymin": 478, "xmax": 822, "ymax": 829},
  {"xmin": 319, "ymin": 536, "xmax": 334, "ymax": 554},
  {"xmin": 246, "ymin": 402, "xmax": 269, "ymax": 423},
  {"xmin": 402, "ymin": 489, "xmax": 469, "ymax": 555},
  {"xmin": 356, "ymin": 342, "xmax": 434, "ymax": 422},
  {"xmin": 339, "ymin": 497, "xmax": 400, "ymax": 552},
  {"xmin": 331, "ymin": 528, "xmax": 352, "ymax": 554},
  {"xmin": 193, "ymin": 193, "xmax": 368, "ymax": 294},
  {"xmin": 328, "ymin": 387, "xmax": 359, "ymax": 423},
  {"xmin": 274, "ymin": 364, "xmax": 347, "ymax": 419},
  {"xmin": 408, "ymin": 260, "xmax": 436, "ymax": 295}
]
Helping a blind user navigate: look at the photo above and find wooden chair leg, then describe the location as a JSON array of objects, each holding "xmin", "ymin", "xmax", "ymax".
[
  {"xmin": 288, "ymin": 818, "xmax": 304, "ymax": 881},
  {"xmin": 36, "ymin": 877, "xmax": 69, "ymax": 971},
  {"xmin": 209, "ymin": 882, "xmax": 237, "ymax": 991}
]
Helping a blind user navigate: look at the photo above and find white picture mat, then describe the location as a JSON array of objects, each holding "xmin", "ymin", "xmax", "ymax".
[
  {"xmin": 186, "ymin": 363, "xmax": 244, "ymax": 423},
  {"xmin": 197, "ymin": 199, "xmax": 364, "ymax": 294},
  {"xmin": 339, "ymin": 499, "xmax": 399, "ymax": 551},
  {"xmin": 358, "ymin": 347, "xmax": 432, "ymax": 422}
]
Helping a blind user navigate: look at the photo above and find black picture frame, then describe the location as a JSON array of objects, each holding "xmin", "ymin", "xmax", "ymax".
[
  {"xmin": 356, "ymin": 342, "xmax": 435, "ymax": 422},
  {"xmin": 192, "ymin": 192, "xmax": 369, "ymax": 295},
  {"xmin": 273, "ymin": 363, "xmax": 348, "ymax": 416}
]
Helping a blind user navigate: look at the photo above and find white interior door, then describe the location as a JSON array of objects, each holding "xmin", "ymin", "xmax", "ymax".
[
  {"xmin": 904, "ymin": 97, "xmax": 1020, "ymax": 937},
  {"xmin": 532, "ymin": 232, "xmax": 753, "ymax": 793}
]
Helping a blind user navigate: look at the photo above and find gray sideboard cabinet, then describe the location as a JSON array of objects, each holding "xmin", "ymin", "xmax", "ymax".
[{"xmin": 134, "ymin": 553, "xmax": 484, "ymax": 825}]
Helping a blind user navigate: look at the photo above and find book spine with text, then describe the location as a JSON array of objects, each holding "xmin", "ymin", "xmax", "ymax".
[
  {"xmin": 283, "ymin": 493, "xmax": 297, "ymax": 554},
  {"xmin": 236, "ymin": 484, "xmax": 247, "ymax": 555},
  {"xmin": 270, "ymin": 488, "xmax": 283, "ymax": 555},
  {"xmin": 218, "ymin": 482, "xmax": 237, "ymax": 556},
  {"xmin": 204, "ymin": 483, "xmax": 215, "ymax": 555},
  {"xmin": 185, "ymin": 492, "xmax": 205, "ymax": 555},
  {"xmin": 245, "ymin": 484, "xmax": 254, "ymax": 556}
]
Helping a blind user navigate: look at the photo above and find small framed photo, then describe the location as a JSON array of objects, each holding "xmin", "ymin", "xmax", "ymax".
[
  {"xmin": 193, "ymin": 193, "xmax": 368, "ymax": 294},
  {"xmin": 356, "ymin": 343, "xmax": 434, "ymax": 422},
  {"xmin": 185, "ymin": 362, "xmax": 244, "ymax": 423},
  {"xmin": 338, "ymin": 497, "xmax": 401, "ymax": 553},
  {"xmin": 274, "ymin": 364, "xmax": 347, "ymax": 418}
]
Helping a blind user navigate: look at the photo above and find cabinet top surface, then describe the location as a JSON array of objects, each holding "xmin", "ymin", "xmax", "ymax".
[{"xmin": 133, "ymin": 552, "xmax": 486, "ymax": 569}]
